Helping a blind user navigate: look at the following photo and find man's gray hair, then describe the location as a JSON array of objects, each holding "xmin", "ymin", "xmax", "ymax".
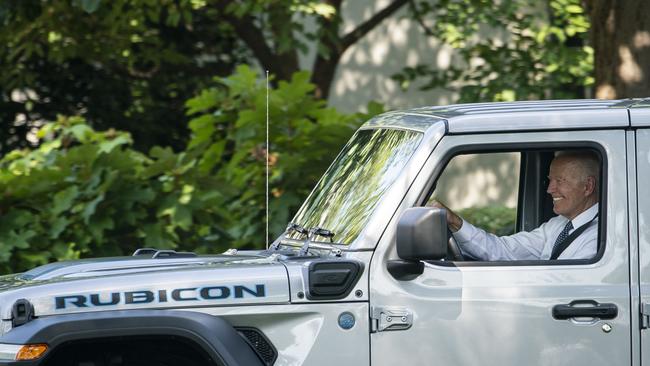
[{"xmin": 555, "ymin": 150, "xmax": 600, "ymax": 191}]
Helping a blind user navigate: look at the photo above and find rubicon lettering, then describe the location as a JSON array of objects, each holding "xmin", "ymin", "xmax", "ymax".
[{"xmin": 54, "ymin": 284, "xmax": 266, "ymax": 310}]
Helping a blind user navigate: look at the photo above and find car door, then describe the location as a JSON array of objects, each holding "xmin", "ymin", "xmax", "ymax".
[
  {"xmin": 636, "ymin": 128, "xmax": 650, "ymax": 366},
  {"xmin": 369, "ymin": 130, "xmax": 631, "ymax": 365}
]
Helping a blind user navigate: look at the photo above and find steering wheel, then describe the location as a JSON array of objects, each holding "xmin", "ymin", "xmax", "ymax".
[{"xmin": 446, "ymin": 228, "xmax": 465, "ymax": 261}]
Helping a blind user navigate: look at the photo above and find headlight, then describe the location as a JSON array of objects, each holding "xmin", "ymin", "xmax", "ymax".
[{"xmin": 0, "ymin": 343, "xmax": 48, "ymax": 361}]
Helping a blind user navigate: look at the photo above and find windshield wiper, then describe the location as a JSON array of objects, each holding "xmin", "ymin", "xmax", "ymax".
[
  {"xmin": 269, "ymin": 222, "xmax": 308, "ymax": 251},
  {"xmin": 270, "ymin": 223, "xmax": 340, "ymax": 256},
  {"xmin": 299, "ymin": 227, "xmax": 336, "ymax": 256},
  {"xmin": 287, "ymin": 222, "xmax": 309, "ymax": 236}
]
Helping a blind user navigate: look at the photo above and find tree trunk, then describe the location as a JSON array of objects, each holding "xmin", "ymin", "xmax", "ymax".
[
  {"xmin": 311, "ymin": 0, "xmax": 410, "ymax": 99},
  {"xmin": 585, "ymin": 0, "xmax": 650, "ymax": 99},
  {"xmin": 218, "ymin": 0, "xmax": 409, "ymax": 99}
]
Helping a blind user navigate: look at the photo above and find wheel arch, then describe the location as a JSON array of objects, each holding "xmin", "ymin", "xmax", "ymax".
[{"xmin": 1, "ymin": 310, "xmax": 264, "ymax": 366}]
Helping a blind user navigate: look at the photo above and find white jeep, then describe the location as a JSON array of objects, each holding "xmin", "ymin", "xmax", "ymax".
[{"xmin": 1, "ymin": 98, "xmax": 649, "ymax": 366}]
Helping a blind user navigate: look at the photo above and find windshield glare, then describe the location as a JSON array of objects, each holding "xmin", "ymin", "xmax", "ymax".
[{"xmin": 290, "ymin": 128, "xmax": 423, "ymax": 244}]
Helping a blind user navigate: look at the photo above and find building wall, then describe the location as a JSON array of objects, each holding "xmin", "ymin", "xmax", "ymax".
[
  {"xmin": 298, "ymin": 1, "xmax": 456, "ymax": 113},
  {"xmin": 433, "ymin": 153, "xmax": 520, "ymax": 209},
  {"xmin": 306, "ymin": 2, "xmax": 519, "ymax": 208}
]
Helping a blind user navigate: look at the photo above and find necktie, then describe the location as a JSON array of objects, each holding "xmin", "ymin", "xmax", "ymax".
[{"xmin": 552, "ymin": 221, "xmax": 573, "ymax": 256}]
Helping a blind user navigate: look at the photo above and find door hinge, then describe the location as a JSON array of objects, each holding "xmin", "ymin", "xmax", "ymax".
[
  {"xmin": 370, "ymin": 307, "xmax": 413, "ymax": 333},
  {"xmin": 641, "ymin": 303, "xmax": 650, "ymax": 329}
]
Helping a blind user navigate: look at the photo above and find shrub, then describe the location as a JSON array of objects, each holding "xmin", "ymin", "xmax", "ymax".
[
  {"xmin": 458, "ymin": 206, "xmax": 517, "ymax": 236},
  {"xmin": 0, "ymin": 66, "xmax": 382, "ymax": 274}
]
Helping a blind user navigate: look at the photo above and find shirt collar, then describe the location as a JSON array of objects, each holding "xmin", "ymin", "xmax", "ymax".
[{"xmin": 568, "ymin": 203, "xmax": 599, "ymax": 228}]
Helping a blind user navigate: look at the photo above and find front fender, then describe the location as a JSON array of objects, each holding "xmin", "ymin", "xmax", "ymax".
[{"xmin": 0, "ymin": 309, "xmax": 264, "ymax": 366}]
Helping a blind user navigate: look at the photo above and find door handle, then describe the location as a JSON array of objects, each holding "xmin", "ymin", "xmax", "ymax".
[{"xmin": 552, "ymin": 300, "xmax": 618, "ymax": 320}]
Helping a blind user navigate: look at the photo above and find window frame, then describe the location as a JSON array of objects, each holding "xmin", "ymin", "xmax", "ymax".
[{"xmin": 418, "ymin": 140, "xmax": 608, "ymax": 267}]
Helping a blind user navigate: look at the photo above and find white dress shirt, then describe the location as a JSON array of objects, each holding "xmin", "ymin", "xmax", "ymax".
[{"xmin": 453, "ymin": 204, "xmax": 599, "ymax": 260}]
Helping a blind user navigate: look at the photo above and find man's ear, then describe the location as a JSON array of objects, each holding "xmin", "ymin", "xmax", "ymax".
[{"xmin": 584, "ymin": 176, "xmax": 596, "ymax": 196}]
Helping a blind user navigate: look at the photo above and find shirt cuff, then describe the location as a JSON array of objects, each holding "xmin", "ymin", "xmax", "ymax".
[{"xmin": 453, "ymin": 218, "xmax": 474, "ymax": 242}]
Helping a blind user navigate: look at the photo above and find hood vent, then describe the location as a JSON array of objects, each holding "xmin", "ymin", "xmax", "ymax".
[
  {"xmin": 132, "ymin": 248, "xmax": 197, "ymax": 258},
  {"xmin": 307, "ymin": 261, "xmax": 363, "ymax": 300}
]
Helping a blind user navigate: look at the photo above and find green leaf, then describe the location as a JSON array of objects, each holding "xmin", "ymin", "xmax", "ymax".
[
  {"xmin": 142, "ymin": 223, "xmax": 175, "ymax": 249},
  {"xmin": 188, "ymin": 115, "xmax": 216, "ymax": 148},
  {"xmin": 10, "ymin": 229, "xmax": 36, "ymax": 249},
  {"xmin": 53, "ymin": 186, "xmax": 79, "ymax": 215},
  {"xmin": 69, "ymin": 124, "xmax": 94, "ymax": 143},
  {"xmin": 1, "ymin": 210, "xmax": 35, "ymax": 230},
  {"xmin": 222, "ymin": 64, "xmax": 259, "ymax": 97},
  {"xmin": 179, "ymin": 184, "xmax": 195, "ymax": 205},
  {"xmin": 88, "ymin": 215, "xmax": 114, "ymax": 239},
  {"xmin": 49, "ymin": 217, "xmax": 70, "ymax": 239},
  {"xmin": 82, "ymin": 194, "xmax": 105, "ymax": 224},
  {"xmin": 36, "ymin": 123, "xmax": 58, "ymax": 140},
  {"xmin": 185, "ymin": 89, "xmax": 220, "ymax": 115},
  {"xmin": 565, "ymin": 5, "xmax": 583, "ymax": 14},
  {"xmin": 98, "ymin": 135, "xmax": 131, "ymax": 154},
  {"xmin": 198, "ymin": 141, "xmax": 226, "ymax": 173},
  {"xmin": 172, "ymin": 205, "xmax": 193, "ymax": 230}
]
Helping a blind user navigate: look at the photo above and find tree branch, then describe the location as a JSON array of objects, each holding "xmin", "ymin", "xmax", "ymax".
[
  {"xmin": 213, "ymin": 1, "xmax": 280, "ymax": 77},
  {"xmin": 340, "ymin": 0, "xmax": 410, "ymax": 51},
  {"xmin": 408, "ymin": 0, "xmax": 436, "ymax": 37},
  {"xmin": 310, "ymin": 0, "xmax": 409, "ymax": 99}
]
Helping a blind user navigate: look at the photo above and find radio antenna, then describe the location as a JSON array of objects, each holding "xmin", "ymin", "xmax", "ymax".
[{"xmin": 265, "ymin": 70, "xmax": 270, "ymax": 249}]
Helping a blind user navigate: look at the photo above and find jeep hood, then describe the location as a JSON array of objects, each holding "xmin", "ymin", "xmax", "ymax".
[{"xmin": 0, "ymin": 254, "xmax": 289, "ymax": 320}]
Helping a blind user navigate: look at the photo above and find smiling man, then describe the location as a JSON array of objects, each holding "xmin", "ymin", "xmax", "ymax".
[{"xmin": 431, "ymin": 150, "xmax": 600, "ymax": 261}]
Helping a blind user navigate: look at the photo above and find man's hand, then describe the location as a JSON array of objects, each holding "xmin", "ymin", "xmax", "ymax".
[{"xmin": 428, "ymin": 200, "xmax": 463, "ymax": 232}]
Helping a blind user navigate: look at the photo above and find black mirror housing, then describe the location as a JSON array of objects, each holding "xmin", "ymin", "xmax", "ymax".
[{"xmin": 396, "ymin": 207, "xmax": 449, "ymax": 260}]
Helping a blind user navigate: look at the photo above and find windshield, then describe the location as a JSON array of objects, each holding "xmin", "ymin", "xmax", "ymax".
[{"xmin": 290, "ymin": 128, "xmax": 423, "ymax": 244}]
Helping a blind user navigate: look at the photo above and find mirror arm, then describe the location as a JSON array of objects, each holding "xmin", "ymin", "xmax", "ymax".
[{"xmin": 387, "ymin": 259, "xmax": 424, "ymax": 280}]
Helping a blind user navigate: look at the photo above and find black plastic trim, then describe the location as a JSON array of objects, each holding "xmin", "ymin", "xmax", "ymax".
[
  {"xmin": 11, "ymin": 299, "xmax": 34, "ymax": 327},
  {"xmin": 446, "ymin": 125, "xmax": 627, "ymax": 136},
  {"xmin": 307, "ymin": 260, "xmax": 363, "ymax": 300},
  {"xmin": 552, "ymin": 300, "xmax": 618, "ymax": 320},
  {"xmin": 0, "ymin": 310, "xmax": 264, "ymax": 366},
  {"xmin": 235, "ymin": 327, "xmax": 277, "ymax": 366},
  {"xmin": 387, "ymin": 259, "xmax": 424, "ymax": 280}
]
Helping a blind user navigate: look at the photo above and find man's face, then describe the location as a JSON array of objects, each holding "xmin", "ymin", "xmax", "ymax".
[{"xmin": 546, "ymin": 157, "xmax": 594, "ymax": 220}]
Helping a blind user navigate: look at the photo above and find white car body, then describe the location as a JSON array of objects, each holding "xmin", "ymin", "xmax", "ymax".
[{"xmin": 1, "ymin": 98, "xmax": 650, "ymax": 366}]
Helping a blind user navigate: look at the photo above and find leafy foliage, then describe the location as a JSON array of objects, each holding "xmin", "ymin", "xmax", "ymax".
[
  {"xmin": 184, "ymin": 65, "xmax": 382, "ymax": 247},
  {"xmin": 0, "ymin": 67, "xmax": 379, "ymax": 274},
  {"xmin": 212, "ymin": 0, "xmax": 410, "ymax": 98},
  {"xmin": 0, "ymin": 0, "xmax": 247, "ymax": 153},
  {"xmin": 0, "ymin": 0, "xmax": 407, "ymax": 154},
  {"xmin": 0, "ymin": 116, "xmax": 155, "ymax": 273},
  {"xmin": 459, "ymin": 206, "xmax": 517, "ymax": 236},
  {"xmin": 393, "ymin": 0, "xmax": 592, "ymax": 101}
]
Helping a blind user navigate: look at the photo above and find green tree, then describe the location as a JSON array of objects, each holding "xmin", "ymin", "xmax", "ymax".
[
  {"xmin": 0, "ymin": 66, "xmax": 380, "ymax": 274},
  {"xmin": 393, "ymin": 0, "xmax": 593, "ymax": 101},
  {"xmin": 183, "ymin": 65, "xmax": 382, "ymax": 247},
  {"xmin": 213, "ymin": 0, "xmax": 411, "ymax": 99},
  {"xmin": 0, "ymin": 0, "xmax": 247, "ymax": 154},
  {"xmin": 0, "ymin": 0, "xmax": 407, "ymax": 155}
]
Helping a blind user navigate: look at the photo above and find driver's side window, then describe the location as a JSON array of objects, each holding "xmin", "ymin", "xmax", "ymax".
[
  {"xmin": 426, "ymin": 148, "xmax": 602, "ymax": 264},
  {"xmin": 428, "ymin": 152, "xmax": 520, "ymax": 237}
]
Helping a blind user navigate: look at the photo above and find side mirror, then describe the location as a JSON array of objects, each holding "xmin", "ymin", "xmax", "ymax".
[
  {"xmin": 396, "ymin": 207, "xmax": 449, "ymax": 260},
  {"xmin": 388, "ymin": 207, "xmax": 449, "ymax": 280}
]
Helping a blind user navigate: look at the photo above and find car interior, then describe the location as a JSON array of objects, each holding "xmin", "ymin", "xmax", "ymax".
[{"xmin": 424, "ymin": 147, "xmax": 604, "ymax": 265}]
